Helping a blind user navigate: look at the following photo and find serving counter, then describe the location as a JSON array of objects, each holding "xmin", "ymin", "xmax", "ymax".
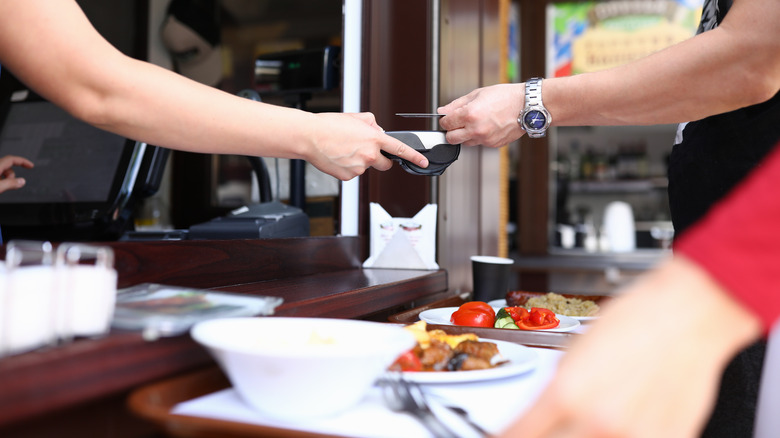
[{"xmin": 0, "ymin": 236, "xmax": 451, "ymax": 438}]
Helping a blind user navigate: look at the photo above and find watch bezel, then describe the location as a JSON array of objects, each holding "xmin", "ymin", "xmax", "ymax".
[
  {"xmin": 518, "ymin": 77, "xmax": 552, "ymax": 138},
  {"xmin": 518, "ymin": 106, "xmax": 551, "ymax": 138}
]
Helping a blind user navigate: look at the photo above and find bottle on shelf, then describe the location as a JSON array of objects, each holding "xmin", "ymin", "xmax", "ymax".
[
  {"xmin": 580, "ymin": 146, "xmax": 595, "ymax": 180},
  {"xmin": 568, "ymin": 141, "xmax": 581, "ymax": 181}
]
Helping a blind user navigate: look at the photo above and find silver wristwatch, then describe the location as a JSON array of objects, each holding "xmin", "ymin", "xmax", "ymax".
[{"xmin": 518, "ymin": 77, "xmax": 552, "ymax": 138}]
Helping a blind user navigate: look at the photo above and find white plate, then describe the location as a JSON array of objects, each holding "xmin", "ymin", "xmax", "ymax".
[
  {"xmin": 488, "ymin": 299, "xmax": 599, "ymax": 322},
  {"xmin": 393, "ymin": 339, "xmax": 538, "ymax": 383},
  {"xmin": 419, "ymin": 307, "xmax": 581, "ymax": 332}
]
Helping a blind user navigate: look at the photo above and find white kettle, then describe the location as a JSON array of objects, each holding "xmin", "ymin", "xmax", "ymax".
[{"xmin": 602, "ymin": 201, "xmax": 636, "ymax": 252}]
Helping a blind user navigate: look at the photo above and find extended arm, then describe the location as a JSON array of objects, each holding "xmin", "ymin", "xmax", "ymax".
[
  {"xmin": 439, "ymin": 0, "xmax": 780, "ymax": 147},
  {"xmin": 500, "ymin": 255, "xmax": 761, "ymax": 438},
  {"xmin": 0, "ymin": 0, "xmax": 428, "ymax": 180}
]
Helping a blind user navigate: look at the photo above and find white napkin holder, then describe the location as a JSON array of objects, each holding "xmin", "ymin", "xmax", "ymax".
[{"xmin": 362, "ymin": 203, "xmax": 438, "ymax": 270}]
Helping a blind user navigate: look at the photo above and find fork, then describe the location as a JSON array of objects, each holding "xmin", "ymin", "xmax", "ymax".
[
  {"xmin": 429, "ymin": 396, "xmax": 490, "ymax": 437},
  {"xmin": 380, "ymin": 376, "xmax": 459, "ymax": 438}
]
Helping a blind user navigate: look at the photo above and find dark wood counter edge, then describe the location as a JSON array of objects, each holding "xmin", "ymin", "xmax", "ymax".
[
  {"xmin": 106, "ymin": 236, "xmax": 365, "ymax": 289},
  {"xmin": 0, "ymin": 237, "xmax": 452, "ymax": 429}
]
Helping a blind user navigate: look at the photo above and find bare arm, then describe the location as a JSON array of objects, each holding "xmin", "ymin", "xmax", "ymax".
[
  {"xmin": 501, "ymin": 255, "xmax": 762, "ymax": 438},
  {"xmin": 440, "ymin": 0, "xmax": 780, "ymax": 147},
  {"xmin": 0, "ymin": 0, "xmax": 428, "ymax": 180}
]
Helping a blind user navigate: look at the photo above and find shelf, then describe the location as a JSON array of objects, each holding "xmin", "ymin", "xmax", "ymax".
[{"xmin": 568, "ymin": 177, "xmax": 668, "ymax": 194}]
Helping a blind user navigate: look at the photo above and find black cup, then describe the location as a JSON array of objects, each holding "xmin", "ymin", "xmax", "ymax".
[{"xmin": 471, "ymin": 255, "xmax": 514, "ymax": 302}]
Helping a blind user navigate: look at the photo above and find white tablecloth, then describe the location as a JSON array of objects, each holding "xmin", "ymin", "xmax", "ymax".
[{"xmin": 172, "ymin": 347, "xmax": 564, "ymax": 438}]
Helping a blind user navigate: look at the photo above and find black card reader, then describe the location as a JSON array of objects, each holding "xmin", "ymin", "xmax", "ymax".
[{"xmin": 382, "ymin": 131, "xmax": 460, "ymax": 176}]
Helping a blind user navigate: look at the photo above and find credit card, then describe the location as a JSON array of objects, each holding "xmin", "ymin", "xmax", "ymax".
[{"xmin": 395, "ymin": 113, "xmax": 445, "ymax": 118}]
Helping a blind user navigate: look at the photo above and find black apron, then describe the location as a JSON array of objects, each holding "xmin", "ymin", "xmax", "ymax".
[{"xmin": 668, "ymin": 2, "xmax": 780, "ymax": 436}]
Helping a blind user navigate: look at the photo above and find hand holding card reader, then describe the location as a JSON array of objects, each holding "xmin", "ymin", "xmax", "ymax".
[{"xmin": 382, "ymin": 131, "xmax": 460, "ymax": 176}]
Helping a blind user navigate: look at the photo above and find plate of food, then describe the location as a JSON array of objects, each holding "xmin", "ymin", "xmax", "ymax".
[
  {"xmin": 418, "ymin": 307, "xmax": 580, "ymax": 333},
  {"xmin": 386, "ymin": 322, "xmax": 539, "ymax": 383},
  {"xmin": 490, "ymin": 291, "xmax": 602, "ymax": 322}
]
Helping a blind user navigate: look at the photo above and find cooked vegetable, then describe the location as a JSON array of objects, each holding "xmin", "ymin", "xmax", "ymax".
[
  {"xmin": 508, "ymin": 306, "xmax": 560, "ymax": 330},
  {"xmin": 451, "ymin": 309, "xmax": 494, "ymax": 327},
  {"xmin": 494, "ymin": 307, "xmax": 520, "ymax": 329},
  {"xmin": 450, "ymin": 301, "xmax": 496, "ymax": 327},
  {"xmin": 389, "ymin": 349, "xmax": 423, "ymax": 372},
  {"xmin": 456, "ymin": 301, "xmax": 496, "ymax": 319}
]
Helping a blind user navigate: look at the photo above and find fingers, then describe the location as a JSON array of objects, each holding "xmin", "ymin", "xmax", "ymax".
[
  {"xmin": 443, "ymin": 127, "xmax": 475, "ymax": 147},
  {"xmin": 310, "ymin": 112, "xmax": 430, "ymax": 178},
  {"xmin": 0, "ymin": 155, "xmax": 34, "ymax": 170},
  {"xmin": 346, "ymin": 113, "xmax": 430, "ymax": 170},
  {"xmin": 438, "ymin": 100, "xmax": 490, "ymax": 147},
  {"xmin": 0, "ymin": 175, "xmax": 26, "ymax": 194},
  {"xmin": 344, "ymin": 112, "xmax": 429, "ymax": 169},
  {"xmin": 343, "ymin": 112, "xmax": 430, "ymax": 169},
  {"xmin": 501, "ymin": 384, "xmax": 575, "ymax": 438},
  {"xmin": 378, "ymin": 133, "xmax": 429, "ymax": 170},
  {"xmin": 346, "ymin": 112, "xmax": 383, "ymax": 132},
  {"xmin": 438, "ymin": 91, "xmax": 475, "ymax": 115},
  {"xmin": 15, "ymin": 156, "xmax": 34, "ymax": 169},
  {"xmin": 0, "ymin": 155, "xmax": 33, "ymax": 194},
  {"xmin": 437, "ymin": 106, "xmax": 478, "ymax": 146}
]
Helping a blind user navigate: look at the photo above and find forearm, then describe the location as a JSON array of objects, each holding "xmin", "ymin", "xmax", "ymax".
[
  {"xmin": 501, "ymin": 255, "xmax": 762, "ymax": 438},
  {"xmin": 627, "ymin": 256, "xmax": 762, "ymax": 361},
  {"xmin": 81, "ymin": 59, "xmax": 318, "ymax": 160},
  {"xmin": 439, "ymin": 0, "xmax": 780, "ymax": 148},
  {"xmin": 545, "ymin": 0, "xmax": 780, "ymax": 127},
  {"xmin": 0, "ymin": 0, "xmax": 317, "ymax": 160}
]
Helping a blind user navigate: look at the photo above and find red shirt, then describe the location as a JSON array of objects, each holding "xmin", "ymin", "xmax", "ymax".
[{"xmin": 675, "ymin": 142, "xmax": 780, "ymax": 331}]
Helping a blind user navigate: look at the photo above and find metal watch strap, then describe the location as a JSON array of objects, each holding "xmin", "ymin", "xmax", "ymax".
[
  {"xmin": 525, "ymin": 77, "xmax": 543, "ymax": 111},
  {"xmin": 519, "ymin": 77, "xmax": 551, "ymax": 138}
]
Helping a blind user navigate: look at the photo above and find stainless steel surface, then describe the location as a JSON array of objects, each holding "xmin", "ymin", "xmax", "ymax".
[
  {"xmin": 516, "ymin": 249, "xmax": 670, "ymax": 272},
  {"xmin": 430, "ymin": 323, "xmax": 575, "ymax": 349}
]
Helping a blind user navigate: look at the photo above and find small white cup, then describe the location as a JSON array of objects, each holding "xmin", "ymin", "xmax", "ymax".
[
  {"xmin": 3, "ymin": 241, "xmax": 57, "ymax": 355},
  {"xmin": 603, "ymin": 201, "xmax": 636, "ymax": 252},
  {"xmin": 56, "ymin": 244, "xmax": 117, "ymax": 339}
]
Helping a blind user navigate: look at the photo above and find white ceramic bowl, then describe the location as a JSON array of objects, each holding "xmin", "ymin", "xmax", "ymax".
[{"xmin": 191, "ymin": 317, "xmax": 416, "ymax": 419}]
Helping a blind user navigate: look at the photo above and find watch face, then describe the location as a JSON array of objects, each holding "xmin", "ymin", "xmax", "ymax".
[{"xmin": 523, "ymin": 110, "xmax": 547, "ymax": 130}]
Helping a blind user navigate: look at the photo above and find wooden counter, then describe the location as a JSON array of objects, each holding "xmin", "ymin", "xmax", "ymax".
[{"xmin": 0, "ymin": 237, "xmax": 451, "ymax": 437}]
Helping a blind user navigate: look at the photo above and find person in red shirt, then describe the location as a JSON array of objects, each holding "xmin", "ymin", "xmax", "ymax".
[{"xmin": 499, "ymin": 142, "xmax": 780, "ymax": 437}]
